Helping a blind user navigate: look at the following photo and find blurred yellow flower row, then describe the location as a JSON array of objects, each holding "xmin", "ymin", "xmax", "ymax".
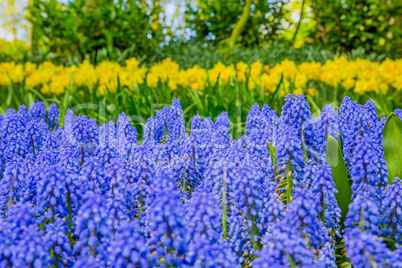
[
  {"xmin": 0, "ymin": 39, "xmax": 29, "ymax": 61},
  {"xmin": 0, "ymin": 56, "xmax": 401, "ymax": 96}
]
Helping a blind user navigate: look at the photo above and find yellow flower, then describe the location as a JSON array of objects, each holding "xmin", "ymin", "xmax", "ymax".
[
  {"xmin": 307, "ymin": 88, "xmax": 317, "ymax": 96},
  {"xmin": 294, "ymin": 88, "xmax": 303, "ymax": 95}
]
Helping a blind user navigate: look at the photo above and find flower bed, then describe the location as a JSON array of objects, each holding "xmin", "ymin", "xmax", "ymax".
[{"xmin": 0, "ymin": 94, "xmax": 401, "ymax": 267}]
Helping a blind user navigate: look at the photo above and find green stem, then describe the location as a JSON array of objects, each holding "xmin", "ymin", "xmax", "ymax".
[
  {"xmin": 230, "ymin": 0, "xmax": 252, "ymax": 47},
  {"xmin": 222, "ymin": 171, "xmax": 228, "ymax": 239},
  {"xmin": 291, "ymin": 0, "xmax": 305, "ymax": 46},
  {"xmin": 66, "ymin": 183, "xmax": 72, "ymax": 241},
  {"xmin": 287, "ymin": 161, "xmax": 293, "ymax": 204}
]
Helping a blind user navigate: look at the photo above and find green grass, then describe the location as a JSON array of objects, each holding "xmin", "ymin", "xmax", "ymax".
[
  {"xmin": 3, "ymin": 41, "xmax": 389, "ymax": 68},
  {"xmin": 1, "ymin": 74, "xmax": 400, "ymax": 140}
]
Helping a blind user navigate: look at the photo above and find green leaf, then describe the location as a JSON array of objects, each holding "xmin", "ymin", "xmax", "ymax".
[
  {"xmin": 268, "ymin": 74, "xmax": 283, "ymax": 106},
  {"xmin": 383, "ymin": 113, "xmax": 402, "ymax": 184},
  {"xmin": 326, "ymin": 135, "xmax": 351, "ymax": 223},
  {"xmin": 268, "ymin": 142, "xmax": 277, "ymax": 169}
]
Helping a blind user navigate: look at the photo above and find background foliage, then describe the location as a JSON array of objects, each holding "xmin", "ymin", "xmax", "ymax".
[
  {"xmin": 1, "ymin": 0, "xmax": 401, "ymax": 61},
  {"xmin": 27, "ymin": 0, "xmax": 164, "ymax": 60},
  {"xmin": 310, "ymin": 0, "xmax": 401, "ymax": 56},
  {"xmin": 184, "ymin": 0, "xmax": 290, "ymax": 46}
]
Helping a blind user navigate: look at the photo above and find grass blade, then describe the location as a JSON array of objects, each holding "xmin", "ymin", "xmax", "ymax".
[
  {"xmin": 326, "ymin": 135, "xmax": 351, "ymax": 223},
  {"xmin": 383, "ymin": 113, "xmax": 402, "ymax": 184}
]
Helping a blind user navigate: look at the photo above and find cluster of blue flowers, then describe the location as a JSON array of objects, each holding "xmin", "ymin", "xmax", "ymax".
[{"xmin": 0, "ymin": 95, "xmax": 402, "ymax": 267}]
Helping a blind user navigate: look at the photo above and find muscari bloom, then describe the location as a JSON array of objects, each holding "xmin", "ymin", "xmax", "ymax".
[
  {"xmin": 282, "ymin": 187, "xmax": 326, "ymax": 249},
  {"xmin": 1, "ymin": 109, "xmax": 26, "ymax": 157},
  {"xmin": 23, "ymin": 120, "xmax": 48, "ymax": 156},
  {"xmin": 17, "ymin": 104, "xmax": 28, "ymax": 129},
  {"xmin": 108, "ymin": 219, "xmax": 150, "ymax": 268},
  {"xmin": 47, "ymin": 103, "xmax": 60, "ymax": 131},
  {"xmin": 381, "ymin": 178, "xmax": 402, "ymax": 242},
  {"xmin": 344, "ymin": 227, "xmax": 401, "ymax": 268},
  {"xmin": 2, "ymin": 202, "xmax": 51, "ymax": 267},
  {"xmin": 275, "ymin": 123, "xmax": 306, "ymax": 189},
  {"xmin": 104, "ymin": 159, "xmax": 140, "ymax": 222},
  {"xmin": 306, "ymin": 104, "xmax": 339, "ymax": 162},
  {"xmin": 43, "ymin": 218, "xmax": 74, "ymax": 267},
  {"xmin": 72, "ymin": 115, "xmax": 99, "ymax": 154},
  {"xmin": 344, "ymin": 190, "xmax": 381, "ymax": 235},
  {"xmin": 253, "ymin": 223, "xmax": 315, "ymax": 267},
  {"xmin": 228, "ymin": 155, "xmax": 270, "ymax": 262},
  {"xmin": 280, "ymin": 93, "xmax": 311, "ymax": 138},
  {"xmin": 310, "ymin": 164, "xmax": 341, "ymax": 236},
  {"xmin": 183, "ymin": 185, "xmax": 239, "ymax": 267},
  {"xmin": 350, "ymin": 137, "xmax": 382, "ymax": 198},
  {"xmin": 28, "ymin": 100, "xmax": 46, "ymax": 122},
  {"xmin": 316, "ymin": 242, "xmax": 336, "ymax": 268},
  {"xmin": 0, "ymin": 155, "xmax": 30, "ymax": 212},
  {"xmin": 73, "ymin": 192, "xmax": 112, "ymax": 260},
  {"xmin": 212, "ymin": 112, "xmax": 231, "ymax": 152},
  {"xmin": 189, "ymin": 115, "xmax": 214, "ymax": 177},
  {"xmin": 395, "ymin": 109, "xmax": 402, "ymax": 120},
  {"xmin": 259, "ymin": 191, "xmax": 286, "ymax": 228},
  {"xmin": 96, "ymin": 121, "xmax": 117, "ymax": 165},
  {"xmin": 116, "ymin": 112, "xmax": 137, "ymax": 161},
  {"xmin": 36, "ymin": 165, "xmax": 79, "ymax": 223},
  {"xmin": 339, "ymin": 96, "xmax": 361, "ymax": 169},
  {"xmin": 145, "ymin": 168, "xmax": 187, "ymax": 267},
  {"xmin": 80, "ymin": 156, "xmax": 107, "ymax": 194}
]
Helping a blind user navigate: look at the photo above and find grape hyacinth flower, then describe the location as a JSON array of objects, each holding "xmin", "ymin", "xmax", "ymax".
[
  {"xmin": 229, "ymin": 156, "xmax": 268, "ymax": 259},
  {"xmin": 126, "ymin": 145, "xmax": 155, "ymax": 211},
  {"xmin": 23, "ymin": 119, "xmax": 48, "ymax": 156},
  {"xmin": 116, "ymin": 112, "xmax": 137, "ymax": 161},
  {"xmin": 381, "ymin": 178, "xmax": 402, "ymax": 242},
  {"xmin": 245, "ymin": 103, "xmax": 267, "ymax": 135},
  {"xmin": 283, "ymin": 187, "xmax": 324, "ymax": 249},
  {"xmin": 73, "ymin": 192, "xmax": 112, "ymax": 259},
  {"xmin": 97, "ymin": 121, "xmax": 117, "ymax": 165},
  {"xmin": 47, "ymin": 103, "xmax": 60, "ymax": 131},
  {"xmin": 395, "ymin": 109, "xmax": 402, "ymax": 120},
  {"xmin": 9, "ymin": 225, "xmax": 51, "ymax": 267},
  {"xmin": 316, "ymin": 242, "xmax": 336, "ymax": 268},
  {"xmin": 108, "ymin": 220, "xmax": 150, "ymax": 268},
  {"xmin": 275, "ymin": 123, "xmax": 306, "ymax": 202},
  {"xmin": 213, "ymin": 112, "xmax": 231, "ymax": 151},
  {"xmin": 170, "ymin": 98, "xmax": 186, "ymax": 141},
  {"xmin": 0, "ymin": 155, "xmax": 30, "ymax": 214},
  {"xmin": 350, "ymin": 137, "xmax": 381, "ymax": 197},
  {"xmin": 344, "ymin": 227, "xmax": 398, "ymax": 268},
  {"xmin": 1, "ymin": 202, "xmax": 51, "ymax": 267},
  {"xmin": 310, "ymin": 164, "xmax": 341, "ymax": 236},
  {"xmin": 253, "ymin": 223, "xmax": 315, "ymax": 267},
  {"xmin": 1, "ymin": 109, "xmax": 26, "ymax": 157},
  {"xmin": 17, "ymin": 104, "xmax": 28, "ymax": 129},
  {"xmin": 142, "ymin": 118, "xmax": 155, "ymax": 145},
  {"xmin": 339, "ymin": 96, "xmax": 361, "ymax": 168},
  {"xmin": 43, "ymin": 218, "xmax": 74, "ymax": 267},
  {"xmin": 344, "ymin": 190, "xmax": 381, "ymax": 235},
  {"xmin": 73, "ymin": 115, "xmax": 99, "ymax": 160},
  {"xmin": 259, "ymin": 191, "xmax": 286, "ymax": 228},
  {"xmin": 145, "ymin": 168, "xmax": 187, "ymax": 267},
  {"xmin": 36, "ymin": 165, "xmax": 73, "ymax": 223},
  {"xmin": 80, "ymin": 156, "xmax": 107, "ymax": 194},
  {"xmin": 313, "ymin": 104, "xmax": 339, "ymax": 159},
  {"xmin": 280, "ymin": 93, "xmax": 311, "ymax": 137},
  {"xmin": 28, "ymin": 100, "xmax": 46, "ymax": 122}
]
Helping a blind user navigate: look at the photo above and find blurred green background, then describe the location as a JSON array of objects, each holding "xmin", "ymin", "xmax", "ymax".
[{"xmin": 1, "ymin": 0, "xmax": 400, "ymax": 64}]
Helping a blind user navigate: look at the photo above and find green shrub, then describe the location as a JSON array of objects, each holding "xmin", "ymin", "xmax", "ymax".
[
  {"xmin": 310, "ymin": 0, "xmax": 401, "ymax": 56},
  {"xmin": 184, "ymin": 0, "xmax": 291, "ymax": 46},
  {"xmin": 28, "ymin": 0, "xmax": 164, "ymax": 60}
]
